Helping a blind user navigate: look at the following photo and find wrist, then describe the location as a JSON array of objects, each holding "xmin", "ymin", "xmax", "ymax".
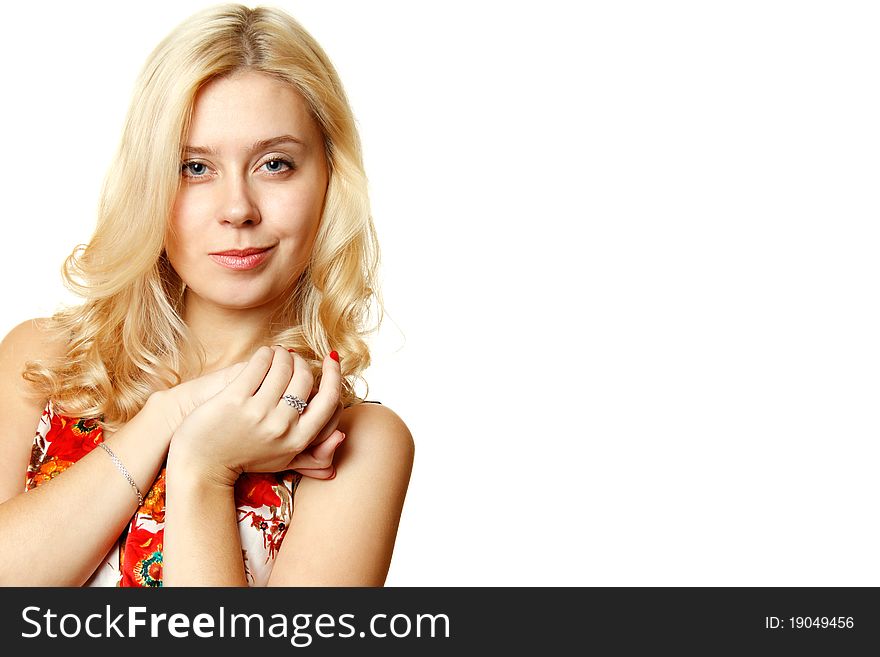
[
  {"xmin": 146, "ymin": 389, "xmax": 186, "ymax": 437},
  {"xmin": 167, "ymin": 439, "xmax": 240, "ymax": 490}
]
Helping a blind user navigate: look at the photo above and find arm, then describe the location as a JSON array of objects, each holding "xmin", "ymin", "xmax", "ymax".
[
  {"xmin": 162, "ymin": 452, "xmax": 249, "ymax": 586},
  {"xmin": 0, "ymin": 395, "xmax": 178, "ymax": 586},
  {"xmin": 266, "ymin": 403, "xmax": 414, "ymax": 586},
  {"xmin": 161, "ymin": 346, "xmax": 344, "ymax": 586},
  {"xmin": 161, "ymin": 402, "xmax": 349, "ymax": 586},
  {"xmin": 0, "ymin": 318, "xmax": 180, "ymax": 586}
]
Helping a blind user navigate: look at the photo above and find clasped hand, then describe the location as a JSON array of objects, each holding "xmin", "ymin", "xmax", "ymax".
[{"xmin": 166, "ymin": 346, "xmax": 344, "ymax": 487}]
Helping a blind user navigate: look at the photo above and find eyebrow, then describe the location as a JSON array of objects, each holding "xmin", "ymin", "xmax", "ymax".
[{"xmin": 182, "ymin": 135, "xmax": 304, "ymax": 155}]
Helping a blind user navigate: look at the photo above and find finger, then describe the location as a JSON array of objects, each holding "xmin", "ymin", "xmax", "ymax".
[
  {"xmin": 184, "ymin": 361, "xmax": 249, "ymax": 410},
  {"xmin": 310, "ymin": 400, "xmax": 344, "ymax": 446},
  {"xmin": 225, "ymin": 346, "xmax": 275, "ymax": 397},
  {"xmin": 202, "ymin": 359, "xmax": 248, "ymax": 379},
  {"xmin": 203, "ymin": 361, "xmax": 250, "ymax": 404},
  {"xmin": 288, "ymin": 430, "xmax": 344, "ymax": 469},
  {"xmin": 294, "ymin": 351, "xmax": 342, "ymax": 439},
  {"xmin": 293, "ymin": 466, "xmax": 336, "ymax": 480},
  {"xmin": 222, "ymin": 361, "xmax": 249, "ymax": 386},
  {"xmin": 253, "ymin": 346, "xmax": 295, "ymax": 407},
  {"xmin": 270, "ymin": 350, "xmax": 316, "ymax": 420}
]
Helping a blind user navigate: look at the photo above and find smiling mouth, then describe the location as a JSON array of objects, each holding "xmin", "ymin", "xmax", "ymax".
[
  {"xmin": 209, "ymin": 247, "xmax": 274, "ymax": 270},
  {"xmin": 210, "ymin": 246, "xmax": 274, "ymax": 257}
]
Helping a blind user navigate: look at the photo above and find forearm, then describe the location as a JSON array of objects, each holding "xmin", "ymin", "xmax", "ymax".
[
  {"xmin": 0, "ymin": 393, "xmax": 178, "ymax": 586},
  {"xmin": 163, "ymin": 455, "xmax": 248, "ymax": 586}
]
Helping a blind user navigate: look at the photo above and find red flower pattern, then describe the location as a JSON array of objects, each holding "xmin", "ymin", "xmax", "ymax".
[
  {"xmin": 25, "ymin": 401, "xmax": 299, "ymax": 586},
  {"xmin": 235, "ymin": 472, "xmax": 283, "ymax": 509},
  {"xmin": 44, "ymin": 415, "xmax": 103, "ymax": 462}
]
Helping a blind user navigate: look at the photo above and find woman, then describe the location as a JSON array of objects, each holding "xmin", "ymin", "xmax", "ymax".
[{"xmin": 0, "ymin": 3, "xmax": 413, "ymax": 586}]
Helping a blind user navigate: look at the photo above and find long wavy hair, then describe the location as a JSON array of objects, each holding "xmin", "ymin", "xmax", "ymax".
[{"xmin": 23, "ymin": 3, "xmax": 383, "ymax": 433}]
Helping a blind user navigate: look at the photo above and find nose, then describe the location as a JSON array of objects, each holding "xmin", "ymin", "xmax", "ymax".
[{"xmin": 218, "ymin": 174, "xmax": 261, "ymax": 227}]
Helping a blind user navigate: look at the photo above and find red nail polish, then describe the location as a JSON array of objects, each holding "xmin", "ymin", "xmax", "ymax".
[
  {"xmin": 329, "ymin": 350, "xmax": 339, "ymax": 362},
  {"xmin": 287, "ymin": 348, "xmax": 295, "ymax": 353}
]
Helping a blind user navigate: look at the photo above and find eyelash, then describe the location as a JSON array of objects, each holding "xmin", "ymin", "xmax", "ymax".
[{"xmin": 180, "ymin": 157, "xmax": 296, "ymax": 179}]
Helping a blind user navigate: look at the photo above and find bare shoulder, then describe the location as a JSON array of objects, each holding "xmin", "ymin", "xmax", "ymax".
[
  {"xmin": 0, "ymin": 317, "xmax": 67, "ymax": 398},
  {"xmin": 2, "ymin": 316, "xmax": 67, "ymax": 351},
  {"xmin": 339, "ymin": 402, "xmax": 415, "ymax": 462},
  {"xmin": 268, "ymin": 401, "xmax": 414, "ymax": 585},
  {"xmin": 0, "ymin": 317, "xmax": 67, "ymax": 504}
]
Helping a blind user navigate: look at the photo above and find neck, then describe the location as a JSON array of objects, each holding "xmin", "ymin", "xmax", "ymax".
[{"xmin": 181, "ymin": 289, "xmax": 277, "ymax": 376}]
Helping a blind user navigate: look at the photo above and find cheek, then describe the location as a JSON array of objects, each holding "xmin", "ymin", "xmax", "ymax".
[
  {"xmin": 166, "ymin": 194, "xmax": 201, "ymax": 249},
  {"xmin": 290, "ymin": 160, "xmax": 328, "ymax": 216},
  {"xmin": 163, "ymin": 217, "xmax": 183, "ymax": 260},
  {"xmin": 272, "ymin": 186, "xmax": 326, "ymax": 234},
  {"xmin": 164, "ymin": 211, "xmax": 199, "ymax": 271}
]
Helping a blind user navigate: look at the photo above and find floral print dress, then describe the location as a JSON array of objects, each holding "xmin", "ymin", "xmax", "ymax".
[{"xmin": 24, "ymin": 400, "xmax": 300, "ymax": 587}]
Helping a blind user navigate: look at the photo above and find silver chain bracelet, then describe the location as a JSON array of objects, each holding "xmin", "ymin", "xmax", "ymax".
[{"xmin": 98, "ymin": 442, "xmax": 144, "ymax": 507}]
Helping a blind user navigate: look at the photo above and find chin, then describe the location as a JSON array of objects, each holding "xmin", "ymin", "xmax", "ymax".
[
  {"xmin": 215, "ymin": 295, "xmax": 277, "ymax": 311},
  {"xmin": 188, "ymin": 283, "xmax": 275, "ymax": 310}
]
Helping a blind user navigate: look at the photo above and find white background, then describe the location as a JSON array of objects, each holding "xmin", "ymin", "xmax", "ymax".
[{"xmin": 1, "ymin": 1, "xmax": 878, "ymax": 585}]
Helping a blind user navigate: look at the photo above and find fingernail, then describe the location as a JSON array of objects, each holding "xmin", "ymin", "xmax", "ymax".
[
  {"xmin": 329, "ymin": 350, "xmax": 339, "ymax": 362},
  {"xmin": 338, "ymin": 432, "xmax": 346, "ymax": 443},
  {"xmin": 287, "ymin": 348, "xmax": 296, "ymax": 353},
  {"xmin": 328, "ymin": 467, "xmax": 337, "ymax": 480}
]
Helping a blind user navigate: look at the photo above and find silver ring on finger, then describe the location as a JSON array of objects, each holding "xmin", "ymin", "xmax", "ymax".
[{"xmin": 282, "ymin": 394, "xmax": 308, "ymax": 414}]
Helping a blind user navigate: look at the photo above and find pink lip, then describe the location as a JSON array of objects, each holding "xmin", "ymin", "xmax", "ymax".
[{"xmin": 209, "ymin": 247, "xmax": 273, "ymax": 270}]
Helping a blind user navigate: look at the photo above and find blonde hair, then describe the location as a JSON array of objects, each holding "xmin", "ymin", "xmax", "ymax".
[{"xmin": 24, "ymin": 3, "xmax": 383, "ymax": 433}]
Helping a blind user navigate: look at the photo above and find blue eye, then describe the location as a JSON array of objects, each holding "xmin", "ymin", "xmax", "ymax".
[
  {"xmin": 181, "ymin": 161, "xmax": 209, "ymax": 177},
  {"xmin": 179, "ymin": 158, "xmax": 295, "ymax": 179},
  {"xmin": 261, "ymin": 158, "xmax": 295, "ymax": 174}
]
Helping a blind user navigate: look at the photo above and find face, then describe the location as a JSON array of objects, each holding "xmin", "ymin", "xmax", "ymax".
[{"xmin": 166, "ymin": 69, "xmax": 329, "ymax": 314}]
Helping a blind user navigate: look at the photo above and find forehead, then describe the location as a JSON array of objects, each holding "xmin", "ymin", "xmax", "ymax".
[{"xmin": 186, "ymin": 70, "xmax": 320, "ymax": 147}]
